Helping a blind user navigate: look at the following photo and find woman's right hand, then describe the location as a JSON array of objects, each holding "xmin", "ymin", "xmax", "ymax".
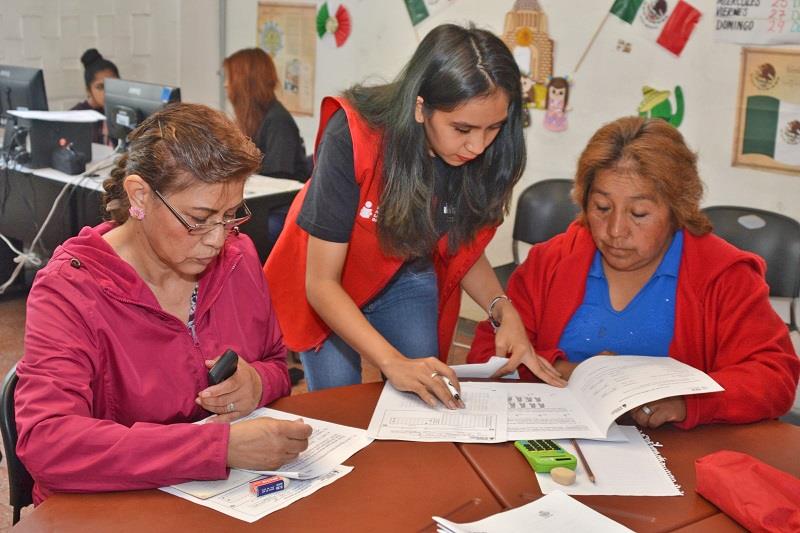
[
  {"xmin": 227, "ymin": 417, "xmax": 313, "ymax": 471},
  {"xmin": 382, "ymin": 356, "xmax": 464, "ymax": 410}
]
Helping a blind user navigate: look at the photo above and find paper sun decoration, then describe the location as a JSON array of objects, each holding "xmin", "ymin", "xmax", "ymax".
[{"xmin": 316, "ymin": 3, "xmax": 351, "ymax": 47}]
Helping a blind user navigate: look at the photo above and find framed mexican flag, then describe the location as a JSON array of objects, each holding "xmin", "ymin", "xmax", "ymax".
[{"xmin": 733, "ymin": 48, "xmax": 800, "ymax": 175}]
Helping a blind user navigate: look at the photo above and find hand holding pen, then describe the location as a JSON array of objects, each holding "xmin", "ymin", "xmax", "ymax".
[{"xmin": 431, "ymin": 371, "xmax": 466, "ymax": 409}]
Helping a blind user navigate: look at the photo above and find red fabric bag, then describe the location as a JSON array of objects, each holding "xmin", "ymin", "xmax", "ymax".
[{"xmin": 695, "ymin": 450, "xmax": 800, "ymax": 533}]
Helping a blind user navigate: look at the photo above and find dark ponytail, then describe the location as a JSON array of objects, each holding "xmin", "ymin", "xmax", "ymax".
[{"xmin": 81, "ymin": 48, "xmax": 119, "ymax": 89}]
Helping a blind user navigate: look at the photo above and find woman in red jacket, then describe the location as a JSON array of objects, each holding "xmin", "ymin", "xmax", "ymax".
[
  {"xmin": 266, "ymin": 24, "xmax": 565, "ymax": 408},
  {"xmin": 469, "ymin": 116, "xmax": 799, "ymax": 429},
  {"xmin": 16, "ymin": 103, "xmax": 311, "ymax": 503}
]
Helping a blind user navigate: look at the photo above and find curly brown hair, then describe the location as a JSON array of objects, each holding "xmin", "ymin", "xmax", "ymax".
[
  {"xmin": 571, "ymin": 116, "xmax": 711, "ymax": 236},
  {"xmin": 103, "ymin": 103, "xmax": 263, "ymax": 224}
]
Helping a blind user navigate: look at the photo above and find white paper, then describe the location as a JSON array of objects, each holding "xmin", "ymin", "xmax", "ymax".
[
  {"xmin": 233, "ymin": 407, "xmax": 373, "ymax": 479},
  {"xmin": 535, "ymin": 426, "xmax": 682, "ymax": 497},
  {"xmin": 170, "ymin": 469, "xmax": 262, "ymax": 500},
  {"xmin": 8, "ymin": 109, "xmax": 105, "ymax": 122},
  {"xmin": 367, "ymin": 382, "xmax": 507, "ymax": 443},
  {"xmin": 452, "ymin": 356, "xmax": 520, "ymax": 379},
  {"xmin": 569, "ymin": 356, "xmax": 724, "ymax": 436},
  {"xmin": 162, "ymin": 466, "xmax": 352, "ymax": 523},
  {"xmin": 434, "ymin": 490, "xmax": 634, "ymax": 533},
  {"xmin": 368, "ymin": 356, "xmax": 723, "ymax": 442},
  {"xmin": 245, "ymin": 175, "xmax": 303, "ymax": 197}
]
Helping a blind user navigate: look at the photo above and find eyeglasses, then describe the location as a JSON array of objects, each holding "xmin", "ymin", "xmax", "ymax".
[{"xmin": 154, "ymin": 190, "xmax": 252, "ymax": 236}]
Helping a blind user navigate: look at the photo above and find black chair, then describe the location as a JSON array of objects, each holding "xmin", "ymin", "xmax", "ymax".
[
  {"xmin": 494, "ymin": 179, "xmax": 579, "ymax": 289},
  {"xmin": 703, "ymin": 206, "xmax": 800, "ymax": 331},
  {"xmin": 1, "ymin": 364, "xmax": 34, "ymax": 524}
]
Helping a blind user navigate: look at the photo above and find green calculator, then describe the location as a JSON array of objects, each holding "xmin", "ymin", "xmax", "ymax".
[{"xmin": 514, "ymin": 440, "xmax": 577, "ymax": 473}]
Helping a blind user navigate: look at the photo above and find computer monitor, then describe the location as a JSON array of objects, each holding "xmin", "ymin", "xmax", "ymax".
[
  {"xmin": 104, "ymin": 78, "xmax": 181, "ymax": 150},
  {"xmin": 0, "ymin": 65, "xmax": 48, "ymax": 151}
]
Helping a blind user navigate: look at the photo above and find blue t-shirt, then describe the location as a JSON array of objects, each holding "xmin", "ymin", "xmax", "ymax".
[{"xmin": 557, "ymin": 231, "xmax": 683, "ymax": 363}]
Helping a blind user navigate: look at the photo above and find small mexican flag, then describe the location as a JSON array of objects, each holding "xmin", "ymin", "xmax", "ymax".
[
  {"xmin": 610, "ymin": 0, "xmax": 701, "ymax": 56},
  {"xmin": 404, "ymin": 0, "xmax": 457, "ymax": 27},
  {"xmin": 742, "ymin": 95, "xmax": 800, "ymax": 166}
]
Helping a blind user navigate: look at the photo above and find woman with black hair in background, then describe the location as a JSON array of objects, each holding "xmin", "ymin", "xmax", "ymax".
[
  {"xmin": 266, "ymin": 24, "xmax": 565, "ymax": 408},
  {"xmin": 71, "ymin": 48, "xmax": 119, "ymax": 145}
]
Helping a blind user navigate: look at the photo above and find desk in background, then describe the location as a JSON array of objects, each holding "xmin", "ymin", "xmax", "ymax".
[{"xmin": 0, "ymin": 144, "xmax": 303, "ymax": 278}]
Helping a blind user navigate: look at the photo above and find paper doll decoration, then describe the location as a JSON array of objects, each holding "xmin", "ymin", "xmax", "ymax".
[
  {"xmin": 520, "ymin": 76, "xmax": 535, "ymax": 127},
  {"xmin": 638, "ymin": 85, "xmax": 684, "ymax": 127},
  {"xmin": 543, "ymin": 77, "xmax": 570, "ymax": 132}
]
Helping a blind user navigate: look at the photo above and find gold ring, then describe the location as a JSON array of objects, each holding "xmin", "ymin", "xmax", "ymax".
[
  {"xmin": 430, "ymin": 371, "xmax": 440, "ymax": 379},
  {"xmin": 641, "ymin": 405, "xmax": 653, "ymax": 416},
  {"xmin": 227, "ymin": 402, "xmax": 235, "ymax": 413}
]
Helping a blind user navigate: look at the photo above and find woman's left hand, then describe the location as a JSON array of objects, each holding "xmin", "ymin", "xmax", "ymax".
[
  {"xmin": 196, "ymin": 355, "xmax": 263, "ymax": 422},
  {"xmin": 630, "ymin": 396, "xmax": 687, "ymax": 428},
  {"xmin": 491, "ymin": 304, "xmax": 566, "ymax": 387}
]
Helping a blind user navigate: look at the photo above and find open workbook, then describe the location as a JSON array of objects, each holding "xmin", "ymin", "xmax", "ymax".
[{"xmin": 367, "ymin": 356, "xmax": 724, "ymax": 442}]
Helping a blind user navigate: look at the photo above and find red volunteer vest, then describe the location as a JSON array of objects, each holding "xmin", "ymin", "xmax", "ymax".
[{"xmin": 264, "ymin": 97, "xmax": 495, "ymax": 360}]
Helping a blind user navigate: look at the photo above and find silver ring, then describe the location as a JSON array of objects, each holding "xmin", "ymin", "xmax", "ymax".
[
  {"xmin": 226, "ymin": 402, "xmax": 235, "ymax": 413},
  {"xmin": 641, "ymin": 405, "xmax": 653, "ymax": 416},
  {"xmin": 430, "ymin": 371, "xmax": 440, "ymax": 379}
]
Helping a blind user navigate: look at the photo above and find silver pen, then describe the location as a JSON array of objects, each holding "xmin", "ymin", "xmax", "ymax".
[{"xmin": 441, "ymin": 376, "xmax": 464, "ymax": 406}]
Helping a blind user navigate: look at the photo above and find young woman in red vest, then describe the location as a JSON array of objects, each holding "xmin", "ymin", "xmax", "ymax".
[{"xmin": 265, "ymin": 24, "xmax": 565, "ymax": 407}]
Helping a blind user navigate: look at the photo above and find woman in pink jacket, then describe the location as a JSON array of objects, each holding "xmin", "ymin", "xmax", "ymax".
[{"xmin": 15, "ymin": 103, "xmax": 311, "ymax": 503}]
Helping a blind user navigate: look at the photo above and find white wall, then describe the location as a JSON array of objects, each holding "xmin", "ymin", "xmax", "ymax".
[
  {"xmin": 0, "ymin": 0, "xmax": 220, "ymax": 109},
  {"xmin": 224, "ymin": 0, "xmax": 800, "ymax": 319},
  {"xmin": 5, "ymin": 0, "xmax": 798, "ymax": 321}
]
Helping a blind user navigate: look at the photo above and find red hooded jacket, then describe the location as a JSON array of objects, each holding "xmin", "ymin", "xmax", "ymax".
[{"xmin": 469, "ymin": 222, "xmax": 799, "ymax": 429}]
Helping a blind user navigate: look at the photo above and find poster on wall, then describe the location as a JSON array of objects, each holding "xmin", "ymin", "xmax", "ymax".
[
  {"xmin": 715, "ymin": 0, "xmax": 800, "ymax": 45},
  {"xmin": 257, "ymin": 2, "xmax": 316, "ymax": 116},
  {"xmin": 733, "ymin": 48, "xmax": 800, "ymax": 175}
]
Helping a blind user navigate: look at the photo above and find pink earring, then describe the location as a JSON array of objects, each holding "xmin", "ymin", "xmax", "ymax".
[{"xmin": 129, "ymin": 206, "xmax": 145, "ymax": 220}]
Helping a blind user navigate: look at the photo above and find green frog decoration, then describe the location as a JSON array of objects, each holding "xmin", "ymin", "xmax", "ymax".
[{"xmin": 638, "ymin": 85, "xmax": 684, "ymax": 128}]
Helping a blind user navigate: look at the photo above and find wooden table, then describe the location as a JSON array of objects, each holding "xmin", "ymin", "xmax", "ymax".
[
  {"xmin": 13, "ymin": 383, "xmax": 799, "ymax": 532},
  {"xmin": 13, "ymin": 383, "xmax": 502, "ymax": 532},
  {"xmin": 459, "ymin": 420, "xmax": 800, "ymax": 532}
]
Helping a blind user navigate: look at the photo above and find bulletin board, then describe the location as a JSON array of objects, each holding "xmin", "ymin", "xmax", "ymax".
[
  {"xmin": 733, "ymin": 47, "xmax": 800, "ymax": 175},
  {"xmin": 257, "ymin": 2, "xmax": 317, "ymax": 116}
]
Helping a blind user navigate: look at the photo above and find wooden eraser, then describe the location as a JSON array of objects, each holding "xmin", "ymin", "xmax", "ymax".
[{"xmin": 550, "ymin": 467, "xmax": 576, "ymax": 486}]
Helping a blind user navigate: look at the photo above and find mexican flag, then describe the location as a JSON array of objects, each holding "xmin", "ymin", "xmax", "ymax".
[
  {"xmin": 610, "ymin": 0, "xmax": 701, "ymax": 56},
  {"xmin": 403, "ymin": 0, "xmax": 458, "ymax": 26},
  {"xmin": 742, "ymin": 96, "xmax": 800, "ymax": 166}
]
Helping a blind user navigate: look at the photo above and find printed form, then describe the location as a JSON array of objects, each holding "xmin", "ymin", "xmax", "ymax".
[
  {"xmin": 368, "ymin": 356, "xmax": 723, "ymax": 442},
  {"xmin": 161, "ymin": 408, "xmax": 371, "ymax": 521},
  {"xmin": 367, "ymin": 382, "xmax": 508, "ymax": 443}
]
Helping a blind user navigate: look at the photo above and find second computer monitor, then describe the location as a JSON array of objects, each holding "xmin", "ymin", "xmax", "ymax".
[{"xmin": 104, "ymin": 78, "xmax": 181, "ymax": 149}]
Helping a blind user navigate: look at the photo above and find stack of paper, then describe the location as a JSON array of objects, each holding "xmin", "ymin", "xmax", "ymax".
[
  {"xmin": 161, "ymin": 408, "xmax": 373, "ymax": 523},
  {"xmin": 535, "ymin": 426, "xmax": 683, "ymax": 496}
]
